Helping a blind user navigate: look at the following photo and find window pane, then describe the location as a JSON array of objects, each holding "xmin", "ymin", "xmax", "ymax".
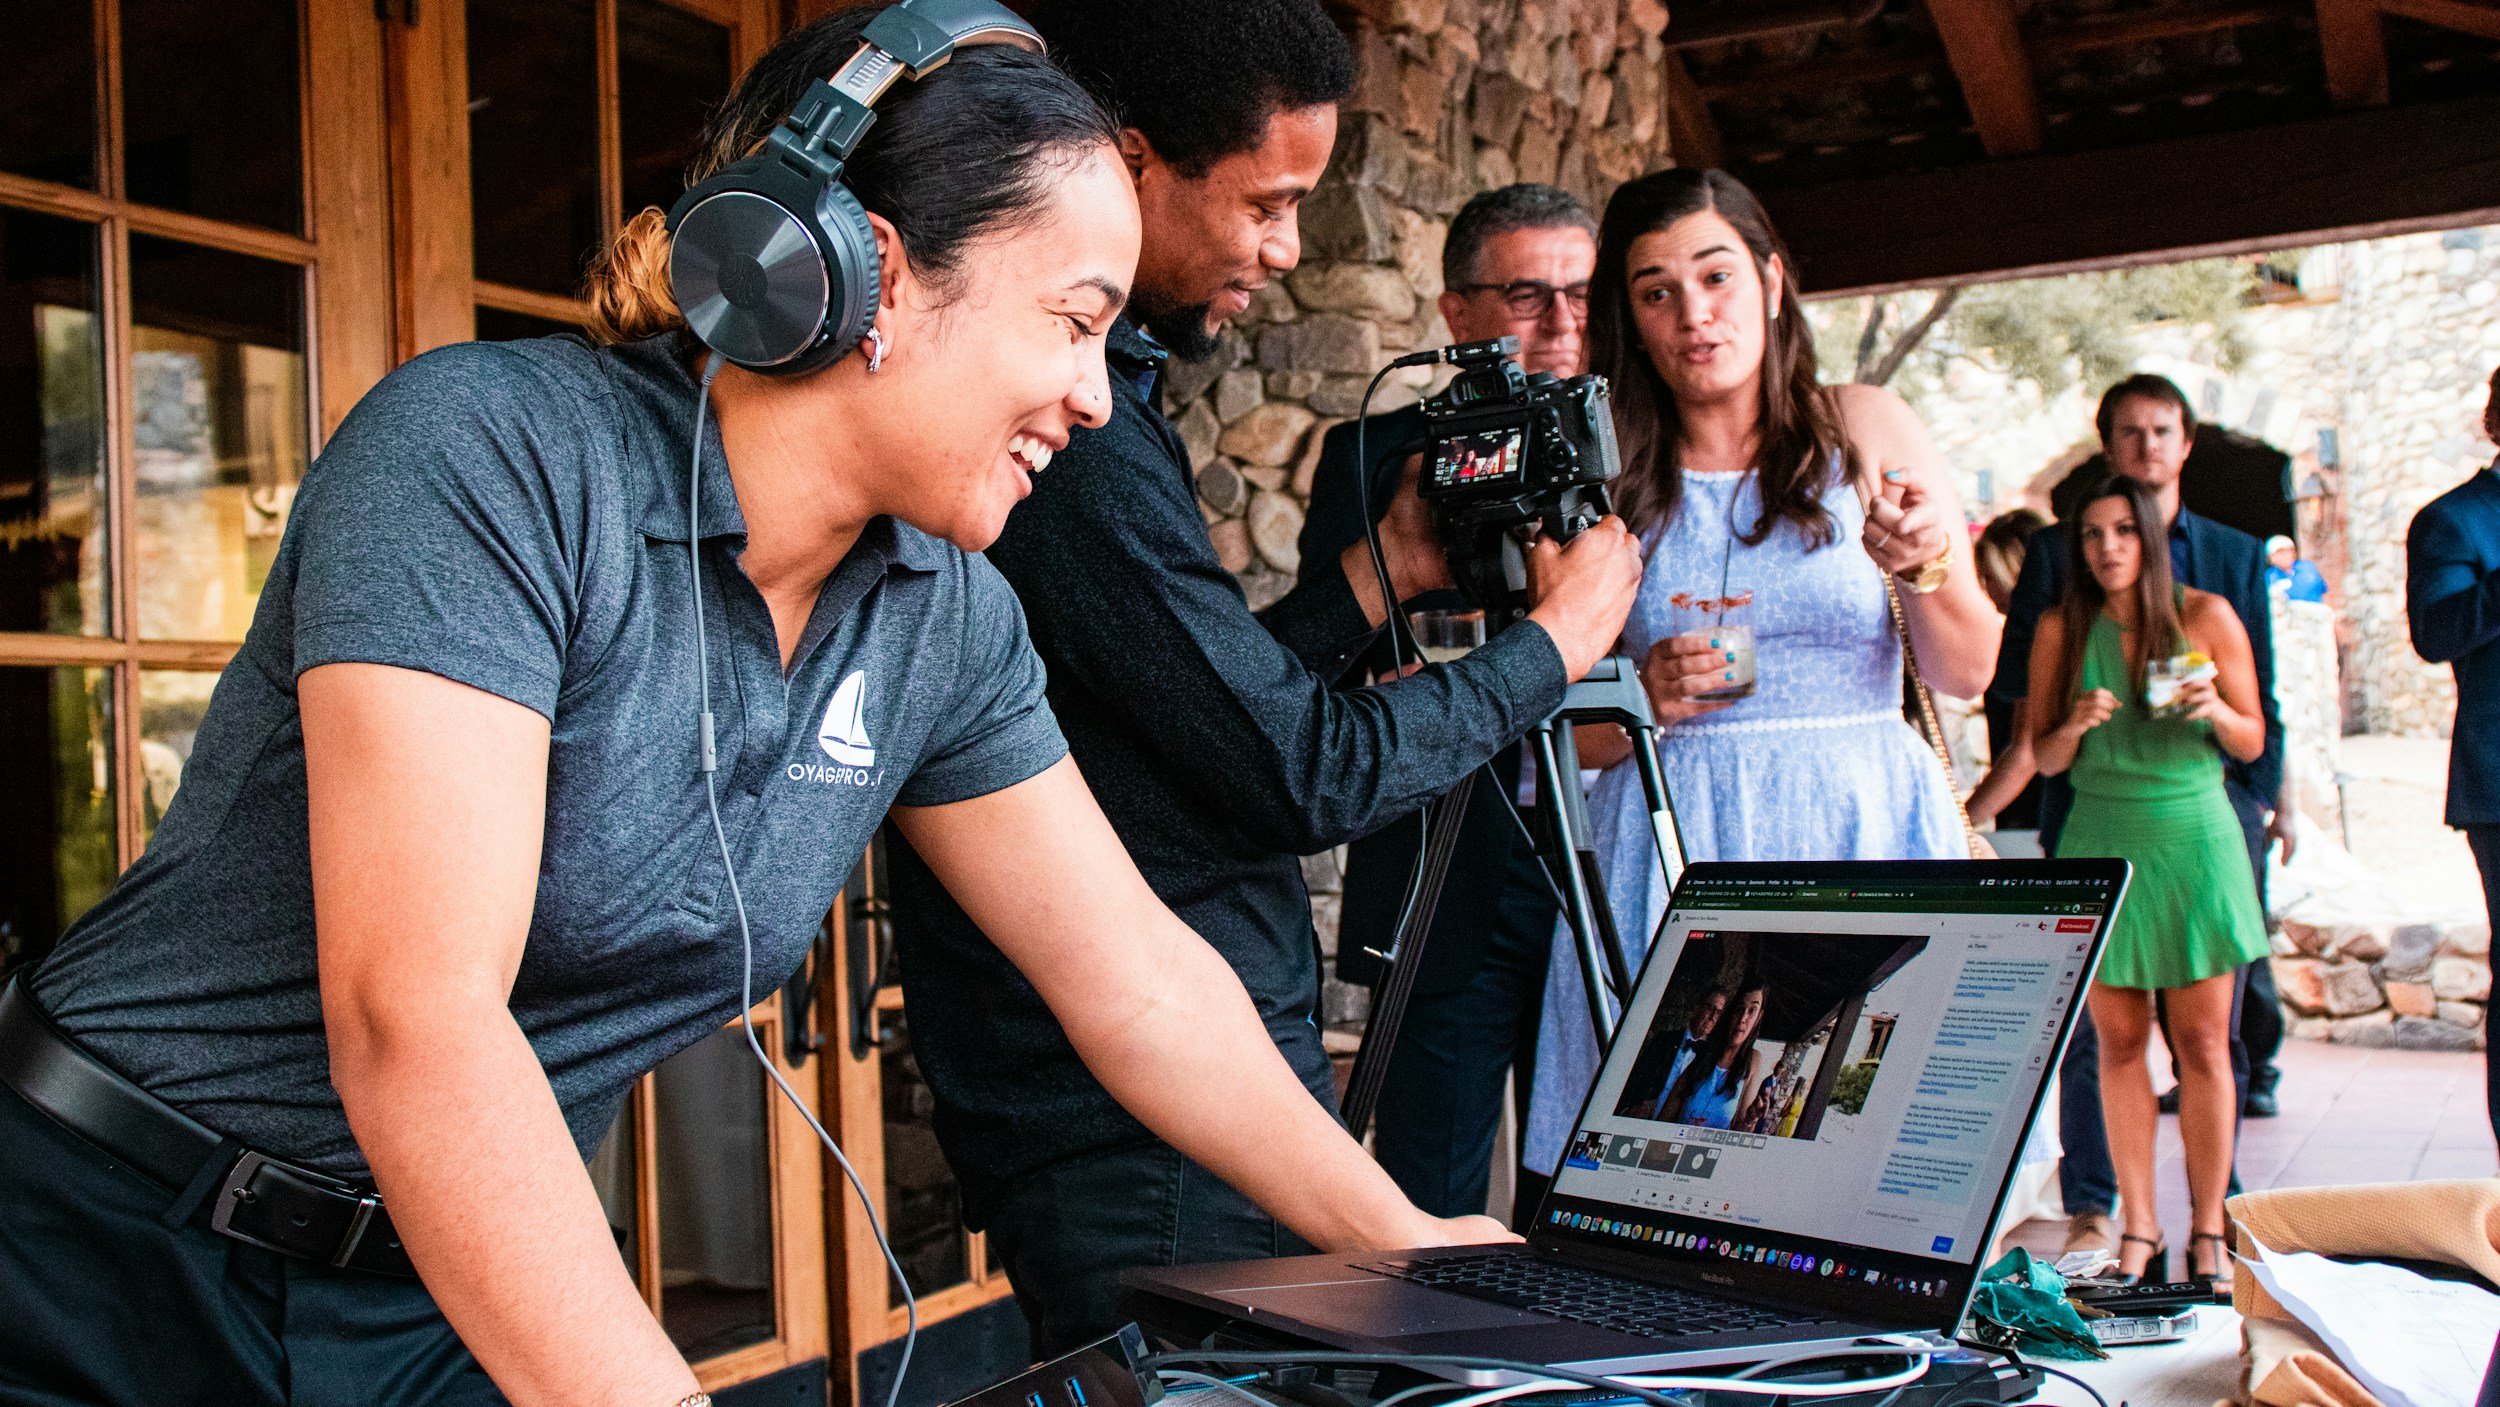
[
  {"xmin": 137, "ymin": 668, "xmax": 219, "ymax": 846},
  {"xmin": 589, "ymin": 1097, "xmax": 645, "ymax": 1279},
  {"xmin": 880, "ymin": 1008, "xmax": 971, "ymax": 1301},
  {"xmin": 618, "ymin": 0, "xmax": 734, "ymax": 224},
  {"xmin": 0, "ymin": 4, "xmax": 99, "ymax": 189},
  {"xmin": 468, "ymin": 0, "xmax": 603, "ymax": 296},
  {"xmin": 127, "ymin": 235, "xmax": 308, "ymax": 643},
  {"xmin": 0, "ymin": 210, "xmax": 108, "ymax": 636},
  {"xmin": 120, "ymin": 0, "xmax": 303, "ymax": 233},
  {"xmin": 653, "ymin": 1026, "xmax": 778, "ymax": 1361},
  {"xmin": 0, "ymin": 666, "xmax": 115, "ymax": 980},
  {"xmin": 475, "ymin": 306, "xmax": 583, "ymax": 343}
]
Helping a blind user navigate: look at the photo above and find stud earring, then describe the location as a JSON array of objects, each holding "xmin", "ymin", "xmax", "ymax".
[{"xmin": 864, "ymin": 325, "xmax": 889, "ymax": 374}]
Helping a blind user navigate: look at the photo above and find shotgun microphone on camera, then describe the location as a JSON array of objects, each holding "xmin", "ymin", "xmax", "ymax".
[{"xmin": 1387, "ymin": 335, "xmax": 1519, "ymax": 369}]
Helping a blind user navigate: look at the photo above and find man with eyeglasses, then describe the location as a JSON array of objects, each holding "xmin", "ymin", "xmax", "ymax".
[{"xmin": 1298, "ymin": 183, "xmax": 1599, "ymax": 1226}]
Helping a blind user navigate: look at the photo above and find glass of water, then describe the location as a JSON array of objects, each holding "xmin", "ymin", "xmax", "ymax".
[{"xmin": 1411, "ymin": 608, "xmax": 1488, "ymax": 664}]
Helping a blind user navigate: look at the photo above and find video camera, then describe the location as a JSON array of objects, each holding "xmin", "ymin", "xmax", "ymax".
[{"xmin": 1413, "ymin": 336, "xmax": 1622, "ymax": 614}]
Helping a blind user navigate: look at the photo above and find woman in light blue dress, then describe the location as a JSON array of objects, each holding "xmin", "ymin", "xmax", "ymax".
[{"xmin": 1526, "ymin": 170, "xmax": 2001, "ymax": 1176}]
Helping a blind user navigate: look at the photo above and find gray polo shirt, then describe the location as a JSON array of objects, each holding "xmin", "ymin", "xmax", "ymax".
[{"xmin": 32, "ymin": 333, "xmax": 1065, "ymax": 1179}]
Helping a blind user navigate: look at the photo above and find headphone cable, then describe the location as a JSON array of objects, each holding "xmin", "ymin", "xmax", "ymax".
[{"xmin": 688, "ymin": 350, "xmax": 919, "ymax": 1407}]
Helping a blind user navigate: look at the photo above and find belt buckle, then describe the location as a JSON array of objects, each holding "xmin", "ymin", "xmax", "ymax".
[{"xmin": 209, "ymin": 1150, "xmax": 384, "ymax": 1268}]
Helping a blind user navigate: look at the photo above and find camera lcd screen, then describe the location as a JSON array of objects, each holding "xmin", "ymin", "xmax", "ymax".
[{"xmin": 1430, "ymin": 427, "xmax": 1525, "ymax": 490}]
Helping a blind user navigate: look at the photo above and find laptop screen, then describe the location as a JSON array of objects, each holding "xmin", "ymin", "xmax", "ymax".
[{"xmin": 1535, "ymin": 859, "xmax": 2125, "ymax": 1323}]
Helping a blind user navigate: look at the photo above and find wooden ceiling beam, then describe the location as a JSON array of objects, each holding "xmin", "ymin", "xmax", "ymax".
[
  {"xmin": 1698, "ymin": 0, "xmax": 2300, "ymax": 105},
  {"xmin": 2030, "ymin": 0, "xmax": 2301, "ymax": 53},
  {"xmin": 1760, "ymin": 89, "xmax": 2500, "ymax": 293},
  {"xmin": 1663, "ymin": 53, "xmax": 1729, "ymax": 169},
  {"xmin": 2314, "ymin": 0, "xmax": 2392, "ymax": 106},
  {"xmin": 1924, "ymin": 0, "xmax": 2045, "ymax": 155},
  {"xmin": 2376, "ymin": 0, "xmax": 2500, "ymax": 39}
]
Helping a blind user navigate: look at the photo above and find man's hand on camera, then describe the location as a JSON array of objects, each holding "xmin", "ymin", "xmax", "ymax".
[
  {"xmin": 1524, "ymin": 516, "xmax": 1643, "ymax": 682},
  {"xmin": 1340, "ymin": 453, "xmax": 1458, "ymax": 629}
]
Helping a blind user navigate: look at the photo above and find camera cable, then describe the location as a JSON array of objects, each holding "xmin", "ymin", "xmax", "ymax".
[
  {"xmin": 1145, "ymin": 1345, "xmax": 1934, "ymax": 1407},
  {"xmin": 688, "ymin": 349, "xmax": 919, "ymax": 1407}
]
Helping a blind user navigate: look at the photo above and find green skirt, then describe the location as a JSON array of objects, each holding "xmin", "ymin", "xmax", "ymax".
[{"xmin": 2057, "ymin": 786, "xmax": 2268, "ymax": 990}]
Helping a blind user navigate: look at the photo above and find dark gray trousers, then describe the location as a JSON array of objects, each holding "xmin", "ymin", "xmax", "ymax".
[{"xmin": 0, "ymin": 1083, "xmax": 502, "ymax": 1407}]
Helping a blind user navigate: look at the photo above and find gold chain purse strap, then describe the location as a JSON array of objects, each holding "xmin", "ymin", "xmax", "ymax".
[{"xmin": 1883, "ymin": 572, "xmax": 1995, "ymax": 860}]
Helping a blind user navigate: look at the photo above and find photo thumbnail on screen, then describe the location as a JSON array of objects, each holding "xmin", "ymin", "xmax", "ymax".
[{"xmin": 1611, "ymin": 930, "xmax": 1928, "ymax": 1142}]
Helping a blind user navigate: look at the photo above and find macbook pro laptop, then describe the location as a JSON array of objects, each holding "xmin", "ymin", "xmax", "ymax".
[{"xmin": 1126, "ymin": 858, "xmax": 2128, "ymax": 1379}]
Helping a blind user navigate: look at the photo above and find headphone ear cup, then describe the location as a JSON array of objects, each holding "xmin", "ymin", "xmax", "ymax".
[{"xmin": 778, "ymin": 183, "xmax": 882, "ymax": 377}]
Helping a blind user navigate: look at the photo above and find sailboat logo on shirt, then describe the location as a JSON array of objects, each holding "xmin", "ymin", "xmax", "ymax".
[{"xmin": 818, "ymin": 671, "xmax": 876, "ymax": 767}]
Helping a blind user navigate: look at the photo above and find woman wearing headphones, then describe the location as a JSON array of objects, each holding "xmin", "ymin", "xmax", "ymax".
[{"xmin": 0, "ymin": 10, "xmax": 1506, "ymax": 1405}]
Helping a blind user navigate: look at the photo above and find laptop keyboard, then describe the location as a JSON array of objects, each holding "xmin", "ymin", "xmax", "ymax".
[{"xmin": 1362, "ymin": 1253, "xmax": 1818, "ymax": 1341}]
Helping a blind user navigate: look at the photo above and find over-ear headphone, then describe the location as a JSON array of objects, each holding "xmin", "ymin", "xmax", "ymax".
[{"xmin": 665, "ymin": 0, "xmax": 1042, "ymax": 376}]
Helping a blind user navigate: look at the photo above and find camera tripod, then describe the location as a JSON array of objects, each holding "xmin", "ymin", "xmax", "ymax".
[{"xmin": 1339, "ymin": 653, "xmax": 1690, "ymax": 1141}]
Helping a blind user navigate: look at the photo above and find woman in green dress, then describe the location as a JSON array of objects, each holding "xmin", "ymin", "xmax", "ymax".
[{"xmin": 2025, "ymin": 476, "xmax": 2269, "ymax": 1289}]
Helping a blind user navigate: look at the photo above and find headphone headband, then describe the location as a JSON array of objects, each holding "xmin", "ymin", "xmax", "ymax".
[{"xmin": 666, "ymin": 0, "xmax": 1044, "ymax": 374}]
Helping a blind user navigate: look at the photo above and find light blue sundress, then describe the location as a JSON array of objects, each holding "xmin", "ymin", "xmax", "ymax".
[{"xmin": 1524, "ymin": 467, "xmax": 1966, "ymax": 1174}]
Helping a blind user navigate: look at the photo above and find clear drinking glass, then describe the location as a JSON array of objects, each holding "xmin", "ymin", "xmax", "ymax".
[
  {"xmin": 1411, "ymin": 608, "xmax": 1488, "ymax": 665},
  {"xmin": 1670, "ymin": 589, "xmax": 1757, "ymax": 702}
]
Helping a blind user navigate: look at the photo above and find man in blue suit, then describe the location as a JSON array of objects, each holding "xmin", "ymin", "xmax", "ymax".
[
  {"xmin": 1991, "ymin": 373, "xmax": 2286, "ymax": 1257},
  {"xmin": 1297, "ymin": 183, "xmax": 1596, "ymax": 1223},
  {"xmin": 2405, "ymin": 362, "xmax": 2500, "ymax": 1144}
]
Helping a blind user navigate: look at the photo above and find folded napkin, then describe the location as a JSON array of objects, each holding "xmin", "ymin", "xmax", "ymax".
[{"xmin": 2227, "ymin": 1179, "xmax": 2500, "ymax": 1407}]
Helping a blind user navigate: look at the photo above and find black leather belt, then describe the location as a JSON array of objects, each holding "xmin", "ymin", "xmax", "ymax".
[{"xmin": 0, "ymin": 975, "xmax": 415, "ymax": 1277}]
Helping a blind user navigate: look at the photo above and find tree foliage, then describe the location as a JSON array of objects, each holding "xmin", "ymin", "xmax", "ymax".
[{"xmin": 1807, "ymin": 258, "xmax": 2258, "ymax": 399}]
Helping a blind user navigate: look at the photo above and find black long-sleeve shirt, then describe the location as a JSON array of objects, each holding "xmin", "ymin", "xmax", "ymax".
[{"xmin": 886, "ymin": 319, "xmax": 1568, "ymax": 1219}]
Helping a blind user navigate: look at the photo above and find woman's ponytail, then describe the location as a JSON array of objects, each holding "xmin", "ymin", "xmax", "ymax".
[
  {"xmin": 572, "ymin": 6, "xmax": 1115, "ymax": 348},
  {"xmin": 583, "ymin": 206, "xmax": 683, "ymax": 345}
]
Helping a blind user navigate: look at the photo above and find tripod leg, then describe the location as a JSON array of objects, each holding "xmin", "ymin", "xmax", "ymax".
[
  {"xmin": 1340, "ymin": 775, "xmax": 1477, "ymax": 1141},
  {"xmin": 1628, "ymin": 723, "xmax": 1688, "ymax": 906},
  {"xmin": 1530, "ymin": 724, "xmax": 1621, "ymax": 1045}
]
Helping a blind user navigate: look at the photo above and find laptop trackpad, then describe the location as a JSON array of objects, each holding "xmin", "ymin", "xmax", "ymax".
[{"xmin": 1234, "ymin": 1279, "xmax": 1536, "ymax": 1336}]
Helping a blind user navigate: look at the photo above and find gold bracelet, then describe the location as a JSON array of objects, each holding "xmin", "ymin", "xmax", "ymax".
[{"xmin": 1898, "ymin": 541, "xmax": 1951, "ymax": 594}]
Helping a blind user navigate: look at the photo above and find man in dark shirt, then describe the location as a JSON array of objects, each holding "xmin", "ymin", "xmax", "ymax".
[
  {"xmin": 1991, "ymin": 374, "xmax": 2284, "ymax": 1255},
  {"xmin": 1297, "ymin": 183, "xmax": 1597, "ymax": 1226},
  {"xmin": 2405, "ymin": 363, "xmax": 2500, "ymax": 1145},
  {"xmin": 883, "ymin": 0, "xmax": 1645, "ymax": 1353}
]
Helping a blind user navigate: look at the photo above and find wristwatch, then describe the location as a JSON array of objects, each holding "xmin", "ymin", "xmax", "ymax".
[{"xmin": 1898, "ymin": 543, "xmax": 1951, "ymax": 594}]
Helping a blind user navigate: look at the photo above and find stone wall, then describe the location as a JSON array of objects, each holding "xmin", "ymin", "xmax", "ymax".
[
  {"xmin": 2273, "ymin": 915, "xmax": 2489, "ymax": 1052},
  {"xmin": 1167, "ymin": 0, "xmax": 1683, "ymax": 1012},
  {"xmin": 2333, "ymin": 228, "xmax": 2500, "ymax": 738}
]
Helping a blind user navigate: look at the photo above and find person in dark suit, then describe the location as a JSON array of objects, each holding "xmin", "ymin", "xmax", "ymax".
[
  {"xmin": 2405, "ymin": 362, "xmax": 2500, "ymax": 1145},
  {"xmin": 1990, "ymin": 373, "xmax": 2286, "ymax": 1259},
  {"xmin": 1296, "ymin": 183, "xmax": 1597, "ymax": 1223}
]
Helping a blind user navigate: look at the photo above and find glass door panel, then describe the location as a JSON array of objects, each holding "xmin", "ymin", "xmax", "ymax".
[
  {"xmin": 654, "ymin": 1024, "xmax": 782, "ymax": 1362},
  {"xmin": 0, "ymin": 6, "xmax": 98, "ymax": 190},
  {"xmin": 616, "ymin": 0, "xmax": 735, "ymax": 222},
  {"xmin": 0, "ymin": 665, "xmax": 115, "ymax": 976},
  {"xmin": 126, "ymin": 235, "xmax": 309, "ymax": 643},
  {"xmin": 136, "ymin": 667, "xmax": 218, "ymax": 844},
  {"xmin": 120, "ymin": 0, "xmax": 305, "ymax": 233},
  {"xmin": 466, "ymin": 0, "xmax": 603, "ymax": 297},
  {"xmin": 0, "ymin": 209, "xmax": 108, "ymax": 637}
]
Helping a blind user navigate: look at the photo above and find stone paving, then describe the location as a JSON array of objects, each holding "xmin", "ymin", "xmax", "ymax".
[{"xmin": 2011, "ymin": 1037, "xmax": 2492, "ymax": 1259}]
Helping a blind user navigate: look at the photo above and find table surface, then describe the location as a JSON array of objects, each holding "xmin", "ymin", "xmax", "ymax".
[{"xmin": 2035, "ymin": 1305, "xmax": 2244, "ymax": 1407}]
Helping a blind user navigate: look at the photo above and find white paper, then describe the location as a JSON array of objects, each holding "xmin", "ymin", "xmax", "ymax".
[{"xmin": 2240, "ymin": 1230, "xmax": 2500, "ymax": 1407}]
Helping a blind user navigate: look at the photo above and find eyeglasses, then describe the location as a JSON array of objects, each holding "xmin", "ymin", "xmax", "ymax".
[{"xmin": 1452, "ymin": 279, "xmax": 1591, "ymax": 319}]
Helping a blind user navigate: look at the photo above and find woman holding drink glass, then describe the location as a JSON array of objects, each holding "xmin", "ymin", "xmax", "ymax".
[
  {"xmin": 2024, "ymin": 476, "xmax": 2267, "ymax": 1289},
  {"xmin": 1524, "ymin": 169, "xmax": 1998, "ymax": 1180}
]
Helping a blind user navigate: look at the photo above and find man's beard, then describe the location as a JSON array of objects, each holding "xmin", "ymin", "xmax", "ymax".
[{"xmin": 1134, "ymin": 293, "xmax": 1223, "ymax": 363}]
